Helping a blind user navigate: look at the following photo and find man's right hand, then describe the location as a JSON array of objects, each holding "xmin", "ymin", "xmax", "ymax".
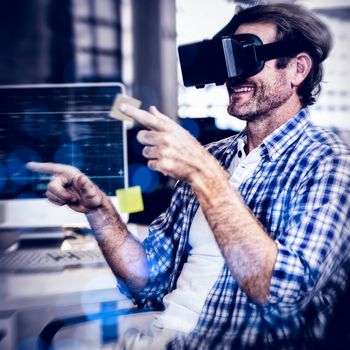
[
  {"xmin": 26, "ymin": 162, "xmax": 105, "ymax": 214},
  {"xmin": 27, "ymin": 162, "xmax": 149, "ymax": 291}
]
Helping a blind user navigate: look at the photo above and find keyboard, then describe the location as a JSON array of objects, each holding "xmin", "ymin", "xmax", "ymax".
[{"xmin": 0, "ymin": 249, "xmax": 107, "ymax": 272}]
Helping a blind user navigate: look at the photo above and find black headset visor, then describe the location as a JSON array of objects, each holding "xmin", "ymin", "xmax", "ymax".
[{"xmin": 178, "ymin": 33, "xmax": 303, "ymax": 88}]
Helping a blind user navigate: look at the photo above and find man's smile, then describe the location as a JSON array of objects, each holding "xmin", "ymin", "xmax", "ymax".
[
  {"xmin": 231, "ymin": 86, "xmax": 255, "ymax": 93},
  {"xmin": 227, "ymin": 83, "xmax": 256, "ymax": 106}
]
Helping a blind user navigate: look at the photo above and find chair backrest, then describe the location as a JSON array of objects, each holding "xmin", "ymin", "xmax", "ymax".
[{"xmin": 37, "ymin": 306, "xmax": 160, "ymax": 350}]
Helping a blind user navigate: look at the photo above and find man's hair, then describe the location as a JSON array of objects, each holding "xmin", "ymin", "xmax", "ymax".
[{"xmin": 214, "ymin": 3, "xmax": 332, "ymax": 107}]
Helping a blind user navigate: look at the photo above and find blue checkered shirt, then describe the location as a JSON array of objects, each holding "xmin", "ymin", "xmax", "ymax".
[{"xmin": 120, "ymin": 109, "xmax": 350, "ymax": 349}]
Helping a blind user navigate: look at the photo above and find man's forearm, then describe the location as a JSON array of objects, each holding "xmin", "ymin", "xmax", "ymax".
[
  {"xmin": 86, "ymin": 196, "xmax": 149, "ymax": 293},
  {"xmin": 189, "ymin": 158, "xmax": 278, "ymax": 303}
]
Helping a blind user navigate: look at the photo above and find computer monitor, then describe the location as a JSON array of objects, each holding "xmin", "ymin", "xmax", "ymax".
[{"xmin": 0, "ymin": 83, "xmax": 129, "ymax": 228}]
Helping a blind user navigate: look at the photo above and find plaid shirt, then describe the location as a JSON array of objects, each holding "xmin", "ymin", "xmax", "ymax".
[{"xmin": 120, "ymin": 109, "xmax": 350, "ymax": 349}]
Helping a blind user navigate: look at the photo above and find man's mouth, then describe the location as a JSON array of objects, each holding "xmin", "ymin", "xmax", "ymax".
[
  {"xmin": 227, "ymin": 80, "xmax": 256, "ymax": 94},
  {"xmin": 232, "ymin": 86, "xmax": 255, "ymax": 93},
  {"xmin": 227, "ymin": 82, "xmax": 256, "ymax": 98}
]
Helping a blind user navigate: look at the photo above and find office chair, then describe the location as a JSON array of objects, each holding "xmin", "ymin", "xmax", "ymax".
[
  {"xmin": 37, "ymin": 305, "xmax": 162, "ymax": 350},
  {"xmin": 37, "ymin": 291, "xmax": 350, "ymax": 350}
]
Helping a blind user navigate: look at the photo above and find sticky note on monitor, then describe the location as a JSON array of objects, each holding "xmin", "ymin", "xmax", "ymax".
[
  {"xmin": 116, "ymin": 186, "xmax": 144, "ymax": 214},
  {"xmin": 109, "ymin": 94, "xmax": 142, "ymax": 122}
]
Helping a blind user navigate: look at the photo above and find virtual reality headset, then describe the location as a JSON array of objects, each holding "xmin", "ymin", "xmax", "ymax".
[{"xmin": 178, "ymin": 33, "xmax": 305, "ymax": 88}]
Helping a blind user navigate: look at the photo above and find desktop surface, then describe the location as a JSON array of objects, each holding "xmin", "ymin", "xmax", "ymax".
[
  {"xmin": 0, "ymin": 222, "xmax": 145, "ymax": 350},
  {"xmin": 0, "ymin": 226, "xmax": 128, "ymax": 350}
]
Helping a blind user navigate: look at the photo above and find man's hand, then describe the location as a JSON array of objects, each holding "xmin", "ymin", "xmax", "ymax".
[
  {"xmin": 26, "ymin": 162, "xmax": 105, "ymax": 214},
  {"xmin": 121, "ymin": 104, "xmax": 278, "ymax": 302},
  {"xmin": 27, "ymin": 162, "xmax": 149, "ymax": 291},
  {"xmin": 120, "ymin": 104, "xmax": 217, "ymax": 182}
]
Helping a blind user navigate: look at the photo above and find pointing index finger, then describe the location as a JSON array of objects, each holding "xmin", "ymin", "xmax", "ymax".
[
  {"xmin": 26, "ymin": 162, "xmax": 79, "ymax": 177},
  {"xmin": 119, "ymin": 104, "xmax": 166, "ymax": 131}
]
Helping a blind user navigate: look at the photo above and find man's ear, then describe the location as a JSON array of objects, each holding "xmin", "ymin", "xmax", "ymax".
[{"xmin": 291, "ymin": 52, "xmax": 313, "ymax": 87}]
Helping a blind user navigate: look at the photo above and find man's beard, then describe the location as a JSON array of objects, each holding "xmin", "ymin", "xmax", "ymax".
[{"xmin": 227, "ymin": 77, "xmax": 293, "ymax": 122}]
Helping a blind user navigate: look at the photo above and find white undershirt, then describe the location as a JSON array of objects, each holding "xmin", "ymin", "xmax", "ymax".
[{"xmin": 153, "ymin": 137, "xmax": 261, "ymax": 333}]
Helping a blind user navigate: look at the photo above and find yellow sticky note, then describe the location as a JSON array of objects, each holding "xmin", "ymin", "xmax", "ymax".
[
  {"xmin": 116, "ymin": 186, "xmax": 144, "ymax": 214},
  {"xmin": 109, "ymin": 94, "xmax": 142, "ymax": 122}
]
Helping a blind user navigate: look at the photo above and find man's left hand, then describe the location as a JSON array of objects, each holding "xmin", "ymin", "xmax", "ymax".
[{"xmin": 120, "ymin": 104, "xmax": 216, "ymax": 182}]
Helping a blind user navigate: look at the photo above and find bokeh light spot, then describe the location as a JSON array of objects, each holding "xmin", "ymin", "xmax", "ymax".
[
  {"xmin": 179, "ymin": 118, "xmax": 201, "ymax": 139},
  {"xmin": 5, "ymin": 147, "xmax": 41, "ymax": 185},
  {"xmin": 129, "ymin": 163, "xmax": 159, "ymax": 193},
  {"xmin": 0, "ymin": 162, "xmax": 6, "ymax": 191}
]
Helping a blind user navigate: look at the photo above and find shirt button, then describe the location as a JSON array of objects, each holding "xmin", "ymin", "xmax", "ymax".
[{"xmin": 238, "ymin": 150, "xmax": 243, "ymax": 158}]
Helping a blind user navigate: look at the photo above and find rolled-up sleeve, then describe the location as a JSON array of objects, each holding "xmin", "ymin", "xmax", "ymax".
[{"xmin": 118, "ymin": 182, "xmax": 192, "ymax": 308}]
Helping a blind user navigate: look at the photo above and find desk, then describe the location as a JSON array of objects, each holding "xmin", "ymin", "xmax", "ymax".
[
  {"xmin": 0, "ymin": 267, "xmax": 133, "ymax": 350},
  {"xmin": 0, "ymin": 224, "xmax": 149, "ymax": 350}
]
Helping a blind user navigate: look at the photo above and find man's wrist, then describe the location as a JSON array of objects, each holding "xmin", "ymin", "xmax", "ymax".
[
  {"xmin": 86, "ymin": 194, "xmax": 129, "ymax": 243},
  {"xmin": 86, "ymin": 193, "xmax": 112, "ymax": 217},
  {"xmin": 189, "ymin": 156, "xmax": 231, "ymax": 206}
]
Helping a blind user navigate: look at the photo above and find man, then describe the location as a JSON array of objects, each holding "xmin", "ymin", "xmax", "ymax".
[{"xmin": 27, "ymin": 3, "xmax": 350, "ymax": 349}]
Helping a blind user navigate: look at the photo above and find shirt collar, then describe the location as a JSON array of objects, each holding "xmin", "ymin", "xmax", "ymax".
[
  {"xmin": 259, "ymin": 108, "xmax": 310, "ymax": 162},
  {"xmin": 222, "ymin": 128, "xmax": 247, "ymax": 169},
  {"xmin": 221, "ymin": 109, "xmax": 310, "ymax": 167}
]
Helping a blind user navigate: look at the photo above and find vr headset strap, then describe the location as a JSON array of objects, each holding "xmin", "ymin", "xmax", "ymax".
[{"xmin": 254, "ymin": 40, "xmax": 305, "ymax": 62}]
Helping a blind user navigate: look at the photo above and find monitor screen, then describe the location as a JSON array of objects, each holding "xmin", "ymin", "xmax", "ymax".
[{"xmin": 0, "ymin": 83, "xmax": 128, "ymax": 227}]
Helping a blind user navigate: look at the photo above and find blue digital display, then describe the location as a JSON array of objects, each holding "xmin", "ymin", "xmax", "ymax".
[{"xmin": 0, "ymin": 84, "xmax": 126, "ymax": 199}]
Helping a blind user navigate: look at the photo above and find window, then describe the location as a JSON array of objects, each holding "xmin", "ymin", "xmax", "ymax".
[
  {"xmin": 72, "ymin": 0, "xmax": 122, "ymax": 81},
  {"xmin": 309, "ymin": 12, "xmax": 350, "ymax": 133}
]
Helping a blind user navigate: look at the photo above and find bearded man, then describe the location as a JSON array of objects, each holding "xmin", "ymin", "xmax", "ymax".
[{"xmin": 28, "ymin": 3, "xmax": 350, "ymax": 349}]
